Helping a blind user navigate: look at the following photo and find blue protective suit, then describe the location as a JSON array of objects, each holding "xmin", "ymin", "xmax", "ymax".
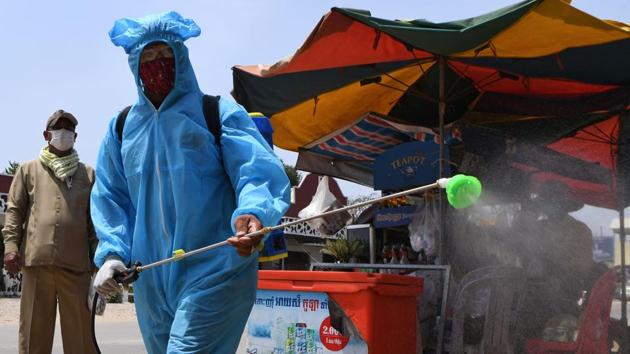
[{"xmin": 91, "ymin": 12, "xmax": 291, "ymax": 353}]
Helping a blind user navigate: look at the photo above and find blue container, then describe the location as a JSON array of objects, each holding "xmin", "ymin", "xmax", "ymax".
[{"xmin": 249, "ymin": 112, "xmax": 274, "ymax": 149}]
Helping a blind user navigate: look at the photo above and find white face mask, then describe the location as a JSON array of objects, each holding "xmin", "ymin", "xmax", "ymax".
[{"xmin": 49, "ymin": 129, "xmax": 75, "ymax": 151}]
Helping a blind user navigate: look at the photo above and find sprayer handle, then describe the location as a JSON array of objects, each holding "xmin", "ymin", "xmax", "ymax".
[{"xmin": 113, "ymin": 261, "xmax": 142, "ymax": 285}]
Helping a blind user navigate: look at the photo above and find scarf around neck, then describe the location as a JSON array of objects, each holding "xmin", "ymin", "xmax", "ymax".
[{"xmin": 39, "ymin": 146, "xmax": 80, "ymax": 188}]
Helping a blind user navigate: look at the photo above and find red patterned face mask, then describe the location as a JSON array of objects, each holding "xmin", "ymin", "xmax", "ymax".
[{"xmin": 139, "ymin": 57, "xmax": 175, "ymax": 96}]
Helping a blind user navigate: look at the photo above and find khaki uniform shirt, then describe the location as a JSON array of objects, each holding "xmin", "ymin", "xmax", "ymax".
[{"xmin": 2, "ymin": 159, "xmax": 97, "ymax": 272}]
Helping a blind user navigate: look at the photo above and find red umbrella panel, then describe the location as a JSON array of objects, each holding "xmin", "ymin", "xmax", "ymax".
[{"xmin": 547, "ymin": 113, "xmax": 630, "ymax": 209}]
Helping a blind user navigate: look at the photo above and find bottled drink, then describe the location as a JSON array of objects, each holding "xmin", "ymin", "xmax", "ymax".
[
  {"xmin": 380, "ymin": 245, "xmax": 391, "ymax": 274},
  {"xmin": 389, "ymin": 245, "xmax": 399, "ymax": 274},
  {"xmin": 286, "ymin": 324, "xmax": 296, "ymax": 354},
  {"xmin": 399, "ymin": 245, "xmax": 409, "ymax": 275},
  {"xmin": 306, "ymin": 329, "xmax": 316, "ymax": 354},
  {"xmin": 295, "ymin": 323, "xmax": 308, "ymax": 354},
  {"xmin": 400, "ymin": 245, "xmax": 410, "ymax": 264}
]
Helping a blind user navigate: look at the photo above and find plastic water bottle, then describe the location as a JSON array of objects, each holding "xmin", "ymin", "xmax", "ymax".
[
  {"xmin": 400, "ymin": 245, "xmax": 410, "ymax": 264},
  {"xmin": 389, "ymin": 245, "xmax": 399, "ymax": 274},
  {"xmin": 380, "ymin": 245, "xmax": 391, "ymax": 274},
  {"xmin": 399, "ymin": 245, "xmax": 410, "ymax": 275}
]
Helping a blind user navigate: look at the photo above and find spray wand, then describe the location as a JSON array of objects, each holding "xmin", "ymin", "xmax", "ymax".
[
  {"xmin": 112, "ymin": 174, "xmax": 482, "ymax": 284},
  {"xmin": 91, "ymin": 174, "xmax": 481, "ymax": 353}
]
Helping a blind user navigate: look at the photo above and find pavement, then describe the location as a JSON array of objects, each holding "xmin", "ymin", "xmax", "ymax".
[
  {"xmin": 0, "ymin": 298, "xmax": 248, "ymax": 354},
  {"xmin": 1, "ymin": 297, "xmax": 630, "ymax": 353},
  {"xmin": 0, "ymin": 322, "xmax": 146, "ymax": 354}
]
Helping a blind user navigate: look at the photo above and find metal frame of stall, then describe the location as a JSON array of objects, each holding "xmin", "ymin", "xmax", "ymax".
[{"xmin": 310, "ymin": 262, "xmax": 451, "ymax": 354}]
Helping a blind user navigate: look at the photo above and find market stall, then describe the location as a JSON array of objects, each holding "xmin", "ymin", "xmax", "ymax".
[{"xmin": 233, "ymin": 1, "xmax": 630, "ymax": 352}]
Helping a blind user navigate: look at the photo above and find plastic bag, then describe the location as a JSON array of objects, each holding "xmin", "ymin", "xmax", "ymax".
[
  {"xmin": 298, "ymin": 176, "xmax": 351, "ymax": 236},
  {"xmin": 87, "ymin": 275, "xmax": 107, "ymax": 316},
  {"xmin": 408, "ymin": 199, "xmax": 439, "ymax": 255}
]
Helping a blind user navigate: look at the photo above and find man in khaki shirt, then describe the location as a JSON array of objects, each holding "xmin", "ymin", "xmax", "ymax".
[{"xmin": 2, "ymin": 110, "xmax": 98, "ymax": 354}]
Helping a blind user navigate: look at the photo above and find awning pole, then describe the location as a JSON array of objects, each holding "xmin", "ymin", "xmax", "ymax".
[
  {"xmin": 618, "ymin": 113, "xmax": 629, "ymax": 354},
  {"xmin": 620, "ymin": 206, "xmax": 627, "ymax": 318},
  {"xmin": 620, "ymin": 205, "xmax": 629, "ymax": 354},
  {"xmin": 369, "ymin": 225, "xmax": 376, "ymax": 264},
  {"xmin": 438, "ymin": 56, "xmax": 447, "ymax": 265},
  {"xmin": 621, "ymin": 194, "xmax": 629, "ymax": 353}
]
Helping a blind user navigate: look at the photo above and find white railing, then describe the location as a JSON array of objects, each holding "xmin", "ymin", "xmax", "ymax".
[
  {"xmin": 1, "ymin": 270, "xmax": 22, "ymax": 297},
  {"xmin": 280, "ymin": 217, "xmax": 346, "ymax": 239}
]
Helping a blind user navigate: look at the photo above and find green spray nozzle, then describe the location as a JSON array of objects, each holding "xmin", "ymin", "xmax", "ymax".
[{"xmin": 438, "ymin": 174, "xmax": 482, "ymax": 209}]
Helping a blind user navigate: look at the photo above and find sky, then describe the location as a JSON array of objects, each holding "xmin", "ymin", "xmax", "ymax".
[{"xmin": 0, "ymin": 0, "xmax": 628, "ymax": 235}]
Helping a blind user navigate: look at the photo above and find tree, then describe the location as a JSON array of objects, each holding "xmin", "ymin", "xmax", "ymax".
[
  {"xmin": 4, "ymin": 161, "xmax": 19, "ymax": 175},
  {"xmin": 282, "ymin": 161, "xmax": 302, "ymax": 187}
]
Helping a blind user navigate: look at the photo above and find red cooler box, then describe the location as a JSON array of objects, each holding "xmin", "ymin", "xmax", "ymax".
[{"xmin": 245, "ymin": 270, "xmax": 423, "ymax": 354}]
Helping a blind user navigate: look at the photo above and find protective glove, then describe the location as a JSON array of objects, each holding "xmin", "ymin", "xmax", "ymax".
[
  {"xmin": 87, "ymin": 275, "xmax": 107, "ymax": 315},
  {"xmin": 93, "ymin": 257, "xmax": 127, "ymax": 296}
]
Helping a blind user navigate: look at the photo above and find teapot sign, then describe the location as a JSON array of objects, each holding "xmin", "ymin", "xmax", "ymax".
[{"xmin": 374, "ymin": 141, "xmax": 448, "ymax": 190}]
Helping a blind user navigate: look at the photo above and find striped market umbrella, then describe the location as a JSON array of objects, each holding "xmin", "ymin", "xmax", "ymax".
[
  {"xmin": 232, "ymin": 1, "xmax": 630, "ymax": 341},
  {"xmin": 233, "ymin": 0, "xmax": 630, "ymax": 177}
]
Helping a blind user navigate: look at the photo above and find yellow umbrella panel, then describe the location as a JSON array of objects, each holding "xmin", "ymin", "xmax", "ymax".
[
  {"xmin": 270, "ymin": 62, "xmax": 434, "ymax": 151},
  {"xmin": 456, "ymin": 0, "xmax": 630, "ymax": 58}
]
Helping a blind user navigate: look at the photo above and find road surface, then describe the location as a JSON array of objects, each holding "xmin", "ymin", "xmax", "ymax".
[{"xmin": 0, "ymin": 298, "xmax": 248, "ymax": 353}]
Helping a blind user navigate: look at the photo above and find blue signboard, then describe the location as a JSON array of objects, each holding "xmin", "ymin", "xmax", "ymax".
[
  {"xmin": 373, "ymin": 205, "xmax": 420, "ymax": 228},
  {"xmin": 373, "ymin": 141, "xmax": 449, "ymax": 191}
]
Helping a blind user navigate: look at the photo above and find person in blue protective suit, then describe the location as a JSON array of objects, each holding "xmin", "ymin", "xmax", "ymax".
[{"xmin": 90, "ymin": 12, "xmax": 291, "ymax": 353}]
